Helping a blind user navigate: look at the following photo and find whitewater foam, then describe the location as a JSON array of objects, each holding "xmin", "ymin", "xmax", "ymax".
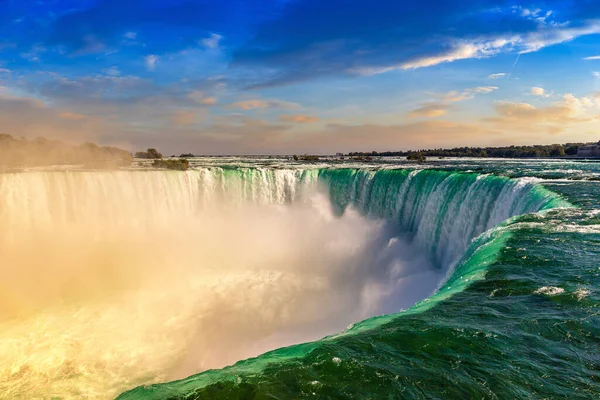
[{"xmin": 534, "ymin": 286, "xmax": 565, "ymax": 296}]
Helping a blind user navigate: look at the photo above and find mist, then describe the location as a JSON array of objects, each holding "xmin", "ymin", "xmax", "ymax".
[{"xmin": 0, "ymin": 172, "xmax": 443, "ymax": 399}]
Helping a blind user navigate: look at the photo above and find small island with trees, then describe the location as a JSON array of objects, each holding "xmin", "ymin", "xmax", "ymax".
[
  {"xmin": 135, "ymin": 148, "xmax": 190, "ymax": 170},
  {"xmin": 292, "ymin": 154, "xmax": 320, "ymax": 162}
]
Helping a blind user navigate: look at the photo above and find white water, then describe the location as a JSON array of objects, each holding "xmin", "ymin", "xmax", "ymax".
[{"xmin": 0, "ymin": 170, "xmax": 443, "ymax": 399}]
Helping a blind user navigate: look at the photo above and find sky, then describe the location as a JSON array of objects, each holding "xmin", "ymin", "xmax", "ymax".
[{"xmin": 2, "ymin": 0, "xmax": 600, "ymax": 154}]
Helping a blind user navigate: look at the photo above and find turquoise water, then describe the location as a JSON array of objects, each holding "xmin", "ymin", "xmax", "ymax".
[{"xmin": 117, "ymin": 160, "xmax": 599, "ymax": 400}]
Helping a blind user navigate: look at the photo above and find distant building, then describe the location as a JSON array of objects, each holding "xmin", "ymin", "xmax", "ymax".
[{"xmin": 577, "ymin": 142, "xmax": 600, "ymax": 157}]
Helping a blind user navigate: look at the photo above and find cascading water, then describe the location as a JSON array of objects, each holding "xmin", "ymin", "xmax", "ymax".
[
  {"xmin": 0, "ymin": 167, "xmax": 567, "ymax": 399},
  {"xmin": 319, "ymin": 169, "xmax": 564, "ymax": 267}
]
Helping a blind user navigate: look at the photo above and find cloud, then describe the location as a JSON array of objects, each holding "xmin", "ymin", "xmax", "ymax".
[
  {"xmin": 0, "ymin": 90, "xmax": 118, "ymax": 144},
  {"xmin": 0, "ymin": 85, "xmax": 497, "ymax": 155},
  {"xmin": 229, "ymin": 99, "xmax": 300, "ymax": 110},
  {"xmin": 483, "ymin": 93, "xmax": 600, "ymax": 134},
  {"xmin": 145, "ymin": 55, "xmax": 159, "ymax": 71},
  {"xmin": 411, "ymin": 86, "xmax": 497, "ymax": 118},
  {"xmin": 2, "ymin": 82, "xmax": 597, "ymax": 155},
  {"xmin": 31, "ymin": 74, "xmax": 149, "ymax": 105},
  {"xmin": 488, "ymin": 73, "xmax": 507, "ymax": 79},
  {"xmin": 279, "ymin": 114, "xmax": 320, "ymax": 123},
  {"xmin": 188, "ymin": 91, "xmax": 217, "ymax": 105},
  {"xmin": 232, "ymin": 1, "xmax": 600, "ymax": 86},
  {"xmin": 170, "ymin": 110, "xmax": 201, "ymax": 126},
  {"xmin": 118, "ymin": 117, "xmax": 294, "ymax": 155},
  {"xmin": 201, "ymin": 33, "xmax": 223, "ymax": 49},
  {"xmin": 296, "ymin": 120, "xmax": 500, "ymax": 153},
  {"xmin": 120, "ymin": 118, "xmax": 497, "ymax": 155},
  {"xmin": 407, "ymin": 103, "xmax": 449, "ymax": 118},
  {"xmin": 20, "ymin": 44, "xmax": 45, "ymax": 62},
  {"xmin": 358, "ymin": 23, "xmax": 600, "ymax": 74},
  {"xmin": 102, "ymin": 66, "xmax": 121, "ymax": 76},
  {"xmin": 470, "ymin": 86, "xmax": 499, "ymax": 94},
  {"xmin": 59, "ymin": 112, "xmax": 88, "ymax": 120},
  {"xmin": 430, "ymin": 86, "xmax": 497, "ymax": 102},
  {"xmin": 394, "ymin": 40, "xmax": 508, "ymax": 71},
  {"xmin": 37, "ymin": 0, "xmax": 282, "ymax": 56},
  {"xmin": 530, "ymin": 87, "xmax": 549, "ymax": 97},
  {"xmin": 434, "ymin": 90, "xmax": 475, "ymax": 102}
]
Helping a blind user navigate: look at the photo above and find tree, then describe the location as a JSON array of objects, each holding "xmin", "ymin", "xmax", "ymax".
[
  {"xmin": 135, "ymin": 148, "xmax": 163, "ymax": 159},
  {"xmin": 549, "ymin": 145, "xmax": 566, "ymax": 157},
  {"xmin": 407, "ymin": 152, "xmax": 426, "ymax": 162}
]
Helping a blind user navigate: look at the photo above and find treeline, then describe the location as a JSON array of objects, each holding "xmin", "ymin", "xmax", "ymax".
[
  {"xmin": 348, "ymin": 143, "xmax": 586, "ymax": 158},
  {"xmin": 0, "ymin": 134, "xmax": 133, "ymax": 168}
]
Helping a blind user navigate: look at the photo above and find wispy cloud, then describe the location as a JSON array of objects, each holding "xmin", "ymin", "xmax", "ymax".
[
  {"xmin": 470, "ymin": 86, "xmax": 499, "ymax": 94},
  {"xmin": 229, "ymin": 99, "xmax": 300, "ymax": 110},
  {"xmin": 407, "ymin": 103, "xmax": 450, "ymax": 118},
  {"xmin": 170, "ymin": 110, "xmax": 201, "ymax": 126},
  {"xmin": 434, "ymin": 90, "xmax": 475, "ymax": 102},
  {"xmin": 411, "ymin": 86, "xmax": 498, "ymax": 119},
  {"xmin": 584, "ymin": 55, "xmax": 600, "ymax": 60},
  {"xmin": 145, "ymin": 55, "xmax": 159, "ymax": 71},
  {"xmin": 488, "ymin": 73, "xmax": 507, "ymax": 79},
  {"xmin": 188, "ymin": 91, "xmax": 217, "ymax": 105},
  {"xmin": 279, "ymin": 114, "xmax": 320, "ymax": 123},
  {"xmin": 201, "ymin": 33, "xmax": 223, "ymax": 49},
  {"xmin": 20, "ymin": 44, "xmax": 45, "ymax": 62},
  {"xmin": 102, "ymin": 66, "xmax": 121, "ymax": 76}
]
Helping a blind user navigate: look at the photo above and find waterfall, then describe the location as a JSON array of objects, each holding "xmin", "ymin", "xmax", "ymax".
[
  {"xmin": 318, "ymin": 169, "xmax": 563, "ymax": 267},
  {"xmin": 0, "ymin": 167, "xmax": 566, "ymax": 400}
]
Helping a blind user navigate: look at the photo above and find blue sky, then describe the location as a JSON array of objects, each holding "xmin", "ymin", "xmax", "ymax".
[{"xmin": 2, "ymin": 0, "xmax": 600, "ymax": 154}]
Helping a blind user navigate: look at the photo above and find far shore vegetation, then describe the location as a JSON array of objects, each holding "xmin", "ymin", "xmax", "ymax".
[
  {"xmin": 1, "ymin": 135, "xmax": 594, "ymax": 171},
  {"xmin": 348, "ymin": 142, "xmax": 587, "ymax": 159}
]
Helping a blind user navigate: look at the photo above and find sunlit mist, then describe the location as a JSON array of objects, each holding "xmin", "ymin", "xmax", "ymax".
[{"xmin": 0, "ymin": 171, "xmax": 441, "ymax": 399}]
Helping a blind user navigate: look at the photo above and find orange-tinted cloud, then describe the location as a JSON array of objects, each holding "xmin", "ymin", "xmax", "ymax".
[
  {"xmin": 407, "ymin": 104, "xmax": 449, "ymax": 118},
  {"xmin": 229, "ymin": 99, "xmax": 300, "ymax": 110},
  {"xmin": 170, "ymin": 110, "xmax": 201, "ymax": 126},
  {"xmin": 279, "ymin": 114, "xmax": 320, "ymax": 123},
  {"xmin": 188, "ymin": 91, "xmax": 217, "ymax": 105},
  {"xmin": 59, "ymin": 112, "xmax": 88, "ymax": 120},
  {"xmin": 483, "ymin": 94, "xmax": 600, "ymax": 134}
]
